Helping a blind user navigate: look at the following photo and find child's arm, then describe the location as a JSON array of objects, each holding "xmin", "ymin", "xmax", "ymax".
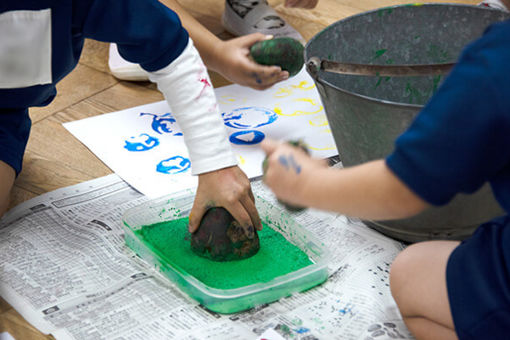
[
  {"xmin": 148, "ymin": 39, "xmax": 263, "ymax": 235},
  {"xmin": 261, "ymin": 139, "xmax": 428, "ymax": 220},
  {"xmin": 160, "ymin": 0, "xmax": 289, "ymax": 90},
  {"xmin": 81, "ymin": 0, "xmax": 262, "ymax": 235}
]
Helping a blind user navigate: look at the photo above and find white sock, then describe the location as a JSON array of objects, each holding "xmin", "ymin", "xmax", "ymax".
[
  {"xmin": 108, "ymin": 43, "xmax": 149, "ymax": 81},
  {"xmin": 222, "ymin": 0, "xmax": 304, "ymax": 42}
]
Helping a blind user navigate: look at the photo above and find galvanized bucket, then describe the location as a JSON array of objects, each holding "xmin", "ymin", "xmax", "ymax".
[{"xmin": 305, "ymin": 4, "xmax": 509, "ymax": 242}]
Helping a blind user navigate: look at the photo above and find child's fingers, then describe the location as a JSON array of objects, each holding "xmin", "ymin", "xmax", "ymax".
[
  {"xmin": 249, "ymin": 67, "xmax": 289, "ymax": 89},
  {"xmin": 188, "ymin": 202, "xmax": 207, "ymax": 233},
  {"xmin": 261, "ymin": 138, "xmax": 279, "ymax": 155},
  {"xmin": 237, "ymin": 33, "xmax": 273, "ymax": 48}
]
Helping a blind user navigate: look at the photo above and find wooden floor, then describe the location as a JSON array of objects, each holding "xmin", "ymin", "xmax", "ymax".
[{"xmin": 1, "ymin": 0, "xmax": 477, "ymax": 338}]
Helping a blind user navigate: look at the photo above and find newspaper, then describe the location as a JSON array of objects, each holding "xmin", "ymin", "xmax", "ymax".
[{"xmin": 0, "ymin": 174, "xmax": 414, "ymax": 340}]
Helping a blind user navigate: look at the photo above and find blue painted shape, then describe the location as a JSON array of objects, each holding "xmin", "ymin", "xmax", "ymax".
[
  {"xmin": 293, "ymin": 327, "xmax": 310, "ymax": 334},
  {"xmin": 229, "ymin": 130, "xmax": 265, "ymax": 145},
  {"xmin": 140, "ymin": 112, "xmax": 182, "ymax": 135},
  {"xmin": 124, "ymin": 133, "xmax": 160, "ymax": 151},
  {"xmin": 156, "ymin": 156, "xmax": 191, "ymax": 174},
  {"xmin": 222, "ymin": 107, "xmax": 277, "ymax": 129}
]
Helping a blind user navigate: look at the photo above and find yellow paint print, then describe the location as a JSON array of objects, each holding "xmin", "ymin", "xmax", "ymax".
[
  {"xmin": 274, "ymin": 98, "xmax": 323, "ymax": 117},
  {"xmin": 308, "ymin": 115, "xmax": 329, "ymax": 127},
  {"xmin": 274, "ymin": 87, "xmax": 293, "ymax": 98},
  {"xmin": 218, "ymin": 95, "xmax": 246, "ymax": 105},
  {"xmin": 292, "ymin": 81, "xmax": 315, "ymax": 91},
  {"xmin": 273, "ymin": 81, "xmax": 316, "ymax": 98}
]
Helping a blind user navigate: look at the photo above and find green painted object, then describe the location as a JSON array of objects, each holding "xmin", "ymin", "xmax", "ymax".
[
  {"xmin": 250, "ymin": 37, "xmax": 304, "ymax": 77},
  {"xmin": 191, "ymin": 207, "xmax": 260, "ymax": 261}
]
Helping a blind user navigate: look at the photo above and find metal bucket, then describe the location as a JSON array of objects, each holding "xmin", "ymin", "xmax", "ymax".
[{"xmin": 305, "ymin": 4, "xmax": 509, "ymax": 242}]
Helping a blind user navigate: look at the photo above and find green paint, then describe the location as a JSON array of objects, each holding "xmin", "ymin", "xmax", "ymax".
[
  {"xmin": 432, "ymin": 75, "xmax": 442, "ymax": 94},
  {"xmin": 377, "ymin": 7, "xmax": 393, "ymax": 17},
  {"xmin": 373, "ymin": 49, "xmax": 387, "ymax": 59},
  {"xmin": 427, "ymin": 44, "xmax": 449, "ymax": 63},
  {"xmin": 405, "ymin": 82, "xmax": 421, "ymax": 104},
  {"xmin": 135, "ymin": 218, "xmax": 313, "ymax": 290}
]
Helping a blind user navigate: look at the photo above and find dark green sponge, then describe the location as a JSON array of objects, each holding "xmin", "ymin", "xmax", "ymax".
[{"xmin": 250, "ymin": 37, "xmax": 305, "ymax": 77}]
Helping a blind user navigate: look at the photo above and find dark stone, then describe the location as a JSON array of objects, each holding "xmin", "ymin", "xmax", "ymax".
[{"xmin": 190, "ymin": 207, "xmax": 260, "ymax": 261}]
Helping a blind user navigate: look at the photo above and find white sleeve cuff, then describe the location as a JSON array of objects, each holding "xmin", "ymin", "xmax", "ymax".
[{"xmin": 148, "ymin": 38, "xmax": 237, "ymax": 175}]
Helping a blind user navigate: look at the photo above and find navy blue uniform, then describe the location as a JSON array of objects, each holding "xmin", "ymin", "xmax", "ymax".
[
  {"xmin": 387, "ymin": 20, "xmax": 510, "ymax": 339},
  {"xmin": 0, "ymin": 0, "xmax": 189, "ymax": 174}
]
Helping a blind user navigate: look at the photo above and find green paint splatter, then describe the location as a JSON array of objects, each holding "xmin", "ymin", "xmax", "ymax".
[
  {"xmin": 373, "ymin": 49, "xmax": 387, "ymax": 59},
  {"xmin": 377, "ymin": 7, "xmax": 394, "ymax": 17},
  {"xmin": 431, "ymin": 75, "xmax": 442, "ymax": 94},
  {"xmin": 427, "ymin": 44, "xmax": 449, "ymax": 63},
  {"xmin": 405, "ymin": 82, "xmax": 421, "ymax": 104},
  {"xmin": 136, "ymin": 218, "xmax": 313, "ymax": 290}
]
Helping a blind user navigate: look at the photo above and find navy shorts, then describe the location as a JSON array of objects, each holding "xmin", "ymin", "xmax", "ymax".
[
  {"xmin": 447, "ymin": 215, "xmax": 510, "ymax": 340},
  {"xmin": 0, "ymin": 108, "xmax": 31, "ymax": 175}
]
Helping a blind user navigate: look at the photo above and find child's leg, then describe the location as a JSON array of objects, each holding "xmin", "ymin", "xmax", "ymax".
[
  {"xmin": 390, "ymin": 240, "xmax": 460, "ymax": 340},
  {"xmin": 0, "ymin": 160, "xmax": 15, "ymax": 217}
]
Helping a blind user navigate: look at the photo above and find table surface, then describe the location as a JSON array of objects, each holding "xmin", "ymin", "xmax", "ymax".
[{"xmin": 1, "ymin": 0, "xmax": 477, "ymax": 338}]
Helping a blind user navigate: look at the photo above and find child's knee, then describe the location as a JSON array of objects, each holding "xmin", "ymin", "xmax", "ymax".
[{"xmin": 390, "ymin": 244, "xmax": 423, "ymax": 303}]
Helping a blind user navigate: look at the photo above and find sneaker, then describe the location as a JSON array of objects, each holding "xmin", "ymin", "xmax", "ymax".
[
  {"xmin": 108, "ymin": 43, "xmax": 149, "ymax": 81},
  {"xmin": 222, "ymin": 0, "xmax": 304, "ymax": 42},
  {"xmin": 478, "ymin": 0, "xmax": 508, "ymax": 11}
]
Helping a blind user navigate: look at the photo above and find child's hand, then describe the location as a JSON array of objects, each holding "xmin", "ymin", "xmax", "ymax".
[
  {"xmin": 284, "ymin": 0, "xmax": 319, "ymax": 9},
  {"xmin": 212, "ymin": 34, "xmax": 289, "ymax": 90},
  {"xmin": 188, "ymin": 166, "xmax": 262, "ymax": 238},
  {"xmin": 261, "ymin": 138, "xmax": 327, "ymax": 206}
]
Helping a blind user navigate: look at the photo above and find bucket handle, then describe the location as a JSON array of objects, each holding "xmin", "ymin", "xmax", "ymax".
[{"xmin": 306, "ymin": 56, "xmax": 455, "ymax": 78}]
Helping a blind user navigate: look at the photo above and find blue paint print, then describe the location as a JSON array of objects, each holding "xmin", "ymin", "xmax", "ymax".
[
  {"xmin": 339, "ymin": 303, "xmax": 355, "ymax": 317},
  {"xmin": 293, "ymin": 327, "xmax": 310, "ymax": 334},
  {"xmin": 124, "ymin": 133, "xmax": 160, "ymax": 152},
  {"xmin": 229, "ymin": 130, "xmax": 265, "ymax": 145},
  {"xmin": 140, "ymin": 112, "xmax": 183, "ymax": 136},
  {"xmin": 156, "ymin": 156, "xmax": 191, "ymax": 174},
  {"xmin": 222, "ymin": 107, "xmax": 277, "ymax": 129}
]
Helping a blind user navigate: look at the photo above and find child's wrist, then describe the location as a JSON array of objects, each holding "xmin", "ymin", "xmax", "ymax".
[{"xmin": 205, "ymin": 40, "xmax": 226, "ymax": 74}]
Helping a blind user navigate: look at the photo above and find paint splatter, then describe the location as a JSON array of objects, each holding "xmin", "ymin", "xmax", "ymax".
[
  {"xmin": 124, "ymin": 133, "xmax": 160, "ymax": 151},
  {"xmin": 373, "ymin": 49, "xmax": 387, "ymax": 59},
  {"xmin": 156, "ymin": 156, "xmax": 191, "ymax": 174}
]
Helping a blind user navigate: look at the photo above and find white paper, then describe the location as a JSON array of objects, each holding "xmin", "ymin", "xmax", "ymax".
[
  {"xmin": 0, "ymin": 332, "xmax": 15, "ymax": 340},
  {"xmin": 0, "ymin": 174, "xmax": 415, "ymax": 340},
  {"xmin": 63, "ymin": 70, "xmax": 337, "ymax": 198}
]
